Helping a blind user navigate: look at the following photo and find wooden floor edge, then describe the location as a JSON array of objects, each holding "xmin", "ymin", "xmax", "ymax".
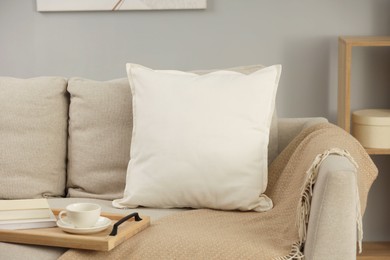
[{"xmin": 357, "ymin": 241, "xmax": 390, "ymax": 259}]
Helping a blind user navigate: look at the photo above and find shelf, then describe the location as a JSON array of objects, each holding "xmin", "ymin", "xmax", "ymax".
[
  {"xmin": 357, "ymin": 242, "xmax": 390, "ymax": 260},
  {"xmin": 338, "ymin": 37, "xmax": 390, "ymax": 257},
  {"xmin": 340, "ymin": 36, "xmax": 390, "ymax": 47},
  {"xmin": 337, "ymin": 36, "xmax": 390, "ymax": 133},
  {"xmin": 365, "ymin": 148, "xmax": 390, "ymax": 155}
]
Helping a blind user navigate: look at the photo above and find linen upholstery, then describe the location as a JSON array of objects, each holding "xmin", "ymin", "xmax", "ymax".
[
  {"xmin": 304, "ymin": 155, "xmax": 357, "ymax": 260},
  {"xmin": 0, "ymin": 77, "xmax": 67, "ymax": 199},
  {"xmin": 0, "ymin": 243, "xmax": 65, "ymax": 260},
  {"xmin": 67, "ymin": 78, "xmax": 132, "ymax": 200}
]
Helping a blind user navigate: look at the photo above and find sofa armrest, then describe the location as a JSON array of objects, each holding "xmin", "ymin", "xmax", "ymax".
[
  {"xmin": 278, "ymin": 117, "xmax": 328, "ymax": 154},
  {"xmin": 304, "ymin": 155, "xmax": 358, "ymax": 260}
]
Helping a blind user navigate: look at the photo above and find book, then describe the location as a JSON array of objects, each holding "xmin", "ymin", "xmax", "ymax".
[
  {"xmin": 0, "ymin": 208, "xmax": 52, "ymax": 221},
  {"xmin": 0, "ymin": 199, "xmax": 57, "ymax": 230}
]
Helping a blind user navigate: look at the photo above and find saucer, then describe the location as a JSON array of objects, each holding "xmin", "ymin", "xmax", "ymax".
[{"xmin": 57, "ymin": 216, "xmax": 112, "ymax": 234}]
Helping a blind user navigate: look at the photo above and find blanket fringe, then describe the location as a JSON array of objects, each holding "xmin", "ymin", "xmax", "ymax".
[
  {"xmin": 274, "ymin": 242, "xmax": 305, "ymax": 260},
  {"xmin": 291, "ymin": 148, "xmax": 362, "ymax": 258}
]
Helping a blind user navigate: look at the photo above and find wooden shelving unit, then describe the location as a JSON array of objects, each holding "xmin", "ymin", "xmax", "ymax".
[
  {"xmin": 338, "ymin": 36, "xmax": 390, "ymax": 258},
  {"xmin": 365, "ymin": 148, "xmax": 390, "ymax": 155},
  {"xmin": 338, "ymin": 36, "xmax": 390, "ymax": 155}
]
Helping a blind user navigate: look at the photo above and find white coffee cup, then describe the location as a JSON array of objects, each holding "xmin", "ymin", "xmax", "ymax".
[{"xmin": 58, "ymin": 203, "xmax": 101, "ymax": 228}]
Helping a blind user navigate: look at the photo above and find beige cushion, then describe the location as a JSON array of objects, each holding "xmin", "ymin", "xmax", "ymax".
[
  {"xmin": 113, "ymin": 64, "xmax": 281, "ymax": 211},
  {"xmin": 0, "ymin": 77, "xmax": 68, "ymax": 199},
  {"xmin": 67, "ymin": 78, "xmax": 132, "ymax": 200}
]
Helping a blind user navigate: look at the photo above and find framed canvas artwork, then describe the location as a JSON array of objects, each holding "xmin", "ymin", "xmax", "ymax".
[{"xmin": 36, "ymin": 0, "xmax": 207, "ymax": 11}]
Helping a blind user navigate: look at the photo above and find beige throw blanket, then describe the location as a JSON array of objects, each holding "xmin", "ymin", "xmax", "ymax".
[{"xmin": 60, "ymin": 123, "xmax": 377, "ymax": 260}]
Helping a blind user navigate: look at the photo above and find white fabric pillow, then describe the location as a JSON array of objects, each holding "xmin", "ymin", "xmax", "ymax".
[
  {"xmin": 193, "ymin": 65, "xmax": 279, "ymax": 164},
  {"xmin": 113, "ymin": 63, "xmax": 281, "ymax": 212}
]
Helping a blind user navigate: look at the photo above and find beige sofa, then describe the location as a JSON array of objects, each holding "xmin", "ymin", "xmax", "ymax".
[{"xmin": 0, "ymin": 77, "xmax": 359, "ymax": 259}]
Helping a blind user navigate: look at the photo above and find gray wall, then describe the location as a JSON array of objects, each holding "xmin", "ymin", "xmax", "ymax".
[{"xmin": 1, "ymin": 0, "xmax": 389, "ymax": 241}]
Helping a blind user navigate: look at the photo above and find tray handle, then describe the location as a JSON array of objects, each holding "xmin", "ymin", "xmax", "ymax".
[{"xmin": 109, "ymin": 212, "xmax": 142, "ymax": 236}]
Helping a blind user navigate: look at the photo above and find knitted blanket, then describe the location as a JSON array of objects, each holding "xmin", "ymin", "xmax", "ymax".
[{"xmin": 59, "ymin": 123, "xmax": 377, "ymax": 260}]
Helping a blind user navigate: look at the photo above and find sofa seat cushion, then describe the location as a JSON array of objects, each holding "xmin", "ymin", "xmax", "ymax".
[
  {"xmin": 0, "ymin": 242, "xmax": 66, "ymax": 260},
  {"xmin": 0, "ymin": 77, "xmax": 68, "ymax": 199}
]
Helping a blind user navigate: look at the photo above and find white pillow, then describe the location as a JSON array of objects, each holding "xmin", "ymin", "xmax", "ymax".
[{"xmin": 113, "ymin": 63, "xmax": 281, "ymax": 212}]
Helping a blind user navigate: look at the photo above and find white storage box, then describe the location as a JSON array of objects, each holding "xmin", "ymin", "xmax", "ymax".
[{"xmin": 352, "ymin": 109, "xmax": 390, "ymax": 149}]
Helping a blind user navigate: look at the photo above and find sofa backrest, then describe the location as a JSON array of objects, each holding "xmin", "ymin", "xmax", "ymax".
[{"xmin": 0, "ymin": 75, "xmax": 279, "ymax": 200}]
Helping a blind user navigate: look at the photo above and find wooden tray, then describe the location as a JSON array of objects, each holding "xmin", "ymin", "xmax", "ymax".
[{"xmin": 0, "ymin": 209, "xmax": 150, "ymax": 251}]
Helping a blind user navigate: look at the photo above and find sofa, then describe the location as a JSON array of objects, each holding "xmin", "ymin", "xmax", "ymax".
[{"xmin": 0, "ymin": 72, "xmax": 375, "ymax": 260}]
